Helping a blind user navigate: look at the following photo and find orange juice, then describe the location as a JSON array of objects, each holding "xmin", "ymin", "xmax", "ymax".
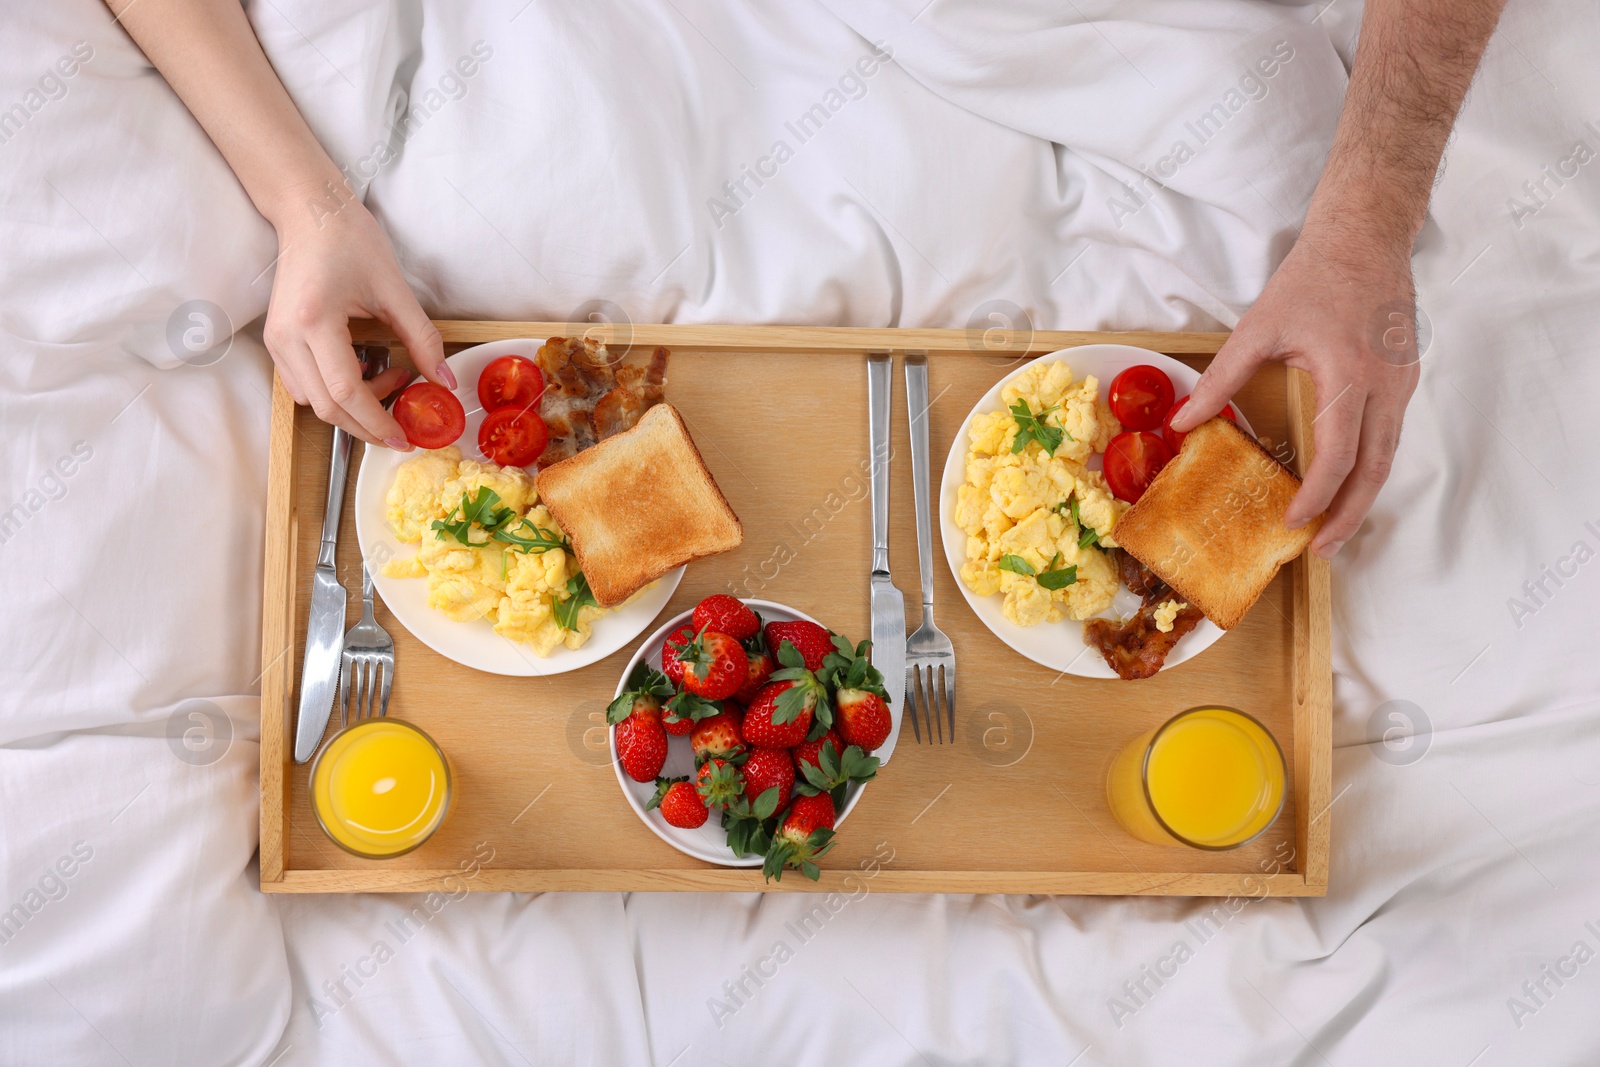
[
  {"xmin": 311, "ymin": 719, "xmax": 451, "ymax": 858},
  {"xmin": 1106, "ymin": 707, "xmax": 1285, "ymax": 849}
]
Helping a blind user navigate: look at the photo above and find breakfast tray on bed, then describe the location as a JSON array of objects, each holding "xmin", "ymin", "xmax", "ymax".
[{"xmin": 259, "ymin": 322, "xmax": 1331, "ymax": 895}]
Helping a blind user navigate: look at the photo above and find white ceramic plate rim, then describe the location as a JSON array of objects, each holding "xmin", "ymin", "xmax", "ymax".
[
  {"xmin": 938, "ymin": 344, "xmax": 1255, "ymax": 679},
  {"xmin": 610, "ymin": 599, "xmax": 867, "ymax": 868},
  {"xmin": 353, "ymin": 339, "xmax": 683, "ymax": 677}
]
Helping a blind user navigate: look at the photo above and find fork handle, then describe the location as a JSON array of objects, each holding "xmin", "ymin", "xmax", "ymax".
[{"xmin": 905, "ymin": 355, "xmax": 936, "ymax": 617}]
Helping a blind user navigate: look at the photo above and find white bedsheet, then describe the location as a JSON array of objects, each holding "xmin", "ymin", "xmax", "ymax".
[{"xmin": 2, "ymin": 0, "xmax": 1597, "ymax": 1063}]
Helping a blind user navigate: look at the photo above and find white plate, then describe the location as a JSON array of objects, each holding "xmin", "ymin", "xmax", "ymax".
[
  {"xmin": 610, "ymin": 600, "xmax": 868, "ymax": 868},
  {"xmin": 938, "ymin": 344, "xmax": 1254, "ymax": 679},
  {"xmin": 353, "ymin": 339, "xmax": 683, "ymax": 677}
]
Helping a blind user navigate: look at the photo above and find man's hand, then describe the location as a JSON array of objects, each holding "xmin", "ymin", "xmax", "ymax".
[
  {"xmin": 1170, "ymin": 0, "xmax": 1506, "ymax": 558},
  {"xmin": 1172, "ymin": 234, "xmax": 1420, "ymax": 558},
  {"xmin": 264, "ymin": 196, "xmax": 450, "ymax": 447}
]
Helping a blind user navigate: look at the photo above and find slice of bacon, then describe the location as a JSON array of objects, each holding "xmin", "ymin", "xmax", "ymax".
[
  {"xmin": 535, "ymin": 337, "xmax": 669, "ymax": 465},
  {"xmin": 1084, "ymin": 598, "xmax": 1205, "ymax": 681},
  {"xmin": 1114, "ymin": 547, "xmax": 1166, "ymax": 599}
]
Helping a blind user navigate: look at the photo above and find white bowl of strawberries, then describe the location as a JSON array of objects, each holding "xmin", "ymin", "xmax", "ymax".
[{"xmin": 608, "ymin": 596, "xmax": 890, "ymax": 881}]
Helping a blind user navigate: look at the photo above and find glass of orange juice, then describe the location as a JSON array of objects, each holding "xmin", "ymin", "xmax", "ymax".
[
  {"xmin": 310, "ymin": 719, "xmax": 452, "ymax": 858},
  {"xmin": 1106, "ymin": 706, "xmax": 1286, "ymax": 850}
]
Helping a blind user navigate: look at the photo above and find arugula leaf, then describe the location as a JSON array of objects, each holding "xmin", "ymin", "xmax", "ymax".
[
  {"xmin": 493, "ymin": 517, "xmax": 569, "ymax": 555},
  {"xmin": 997, "ymin": 554, "xmax": 1036, "ymax": 576},
  {"xmin": 432, "ymin": 486, "xmax": 515, "ymax": 545},
  {"xmin": 1009, "ymin": 399, "xmax": 1071, "ymax": 457},
  {"xmin": 553, "ymin": 572, "xmax": 597, "ymax": 631},
  {"xmin": 1068, "ymin": 497, "xmax": 1100, "ymax": 549}
]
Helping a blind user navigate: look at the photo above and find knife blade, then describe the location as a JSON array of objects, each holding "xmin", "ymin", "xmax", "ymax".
[
  {"xmin": 866, "ymin": 355, "xmax": 906, "ymax": 764},
  {"xmin": 294, "ymin": 425, "xmax": 354, "ymax": 763}
]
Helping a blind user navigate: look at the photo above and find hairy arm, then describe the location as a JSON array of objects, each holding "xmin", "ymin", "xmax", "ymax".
[
  {"xmin": 1172, "ymin": 0, "xmax": 1508, "ymax": 556},
  {"xmin": 105, "ymin": 0, "xmax": 449, "ymax": 446}
]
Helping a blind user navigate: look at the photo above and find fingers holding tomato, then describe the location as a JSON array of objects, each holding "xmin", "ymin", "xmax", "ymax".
[{"xmin": 393, "ymin": 382, "xmax": 466, "ymax": 449}]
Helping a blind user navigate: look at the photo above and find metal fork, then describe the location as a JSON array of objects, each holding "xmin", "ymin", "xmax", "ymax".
[
  {"xmin": 904, "ymin": 355, "xmax": 956, "ymax": 743},
  {"xmin": 338, "ymin": 563, "xmax": 394, "ymax": 728}
]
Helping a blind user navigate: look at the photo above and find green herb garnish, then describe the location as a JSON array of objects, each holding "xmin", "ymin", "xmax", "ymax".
[
  {"xmin": 1069, "ymin": 497, "xmax": 1100, "ymax": 549},
  {"xmin": 431, "ymin": 486, "xmax": 515, "ymax": 544},
  {"xmin": 1000, "ymin": 551, "xmax": 1077, "ymax": 589},
  {"xmin": 553, "ymin": 572, "xmax": 597, "ymax": 631},
  {"xmin": 1037, "ymin": 551, "xmax": 1079, "ymax": 590},
  {"xmin": 1009, "ymin": 399, "xmax": 1070, "ymax": 456},
  {"xmin": 493, "ymin": 517, "xmax": 569, "ymax": 555}
]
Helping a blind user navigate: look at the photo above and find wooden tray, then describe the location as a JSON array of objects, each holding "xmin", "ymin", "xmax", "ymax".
[{"xmin": 260, "ymin": 323, "xmax": 1330, "ymax": 895}]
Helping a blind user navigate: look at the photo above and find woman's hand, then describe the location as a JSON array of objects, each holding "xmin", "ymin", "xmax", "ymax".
[
  {"xmin": 264, "ymin": 198, "xmax": 451, "ymax": 448},
  {"xmin": 1170, "ymin": 233, "xmax": 1421, "ymax": 559}
]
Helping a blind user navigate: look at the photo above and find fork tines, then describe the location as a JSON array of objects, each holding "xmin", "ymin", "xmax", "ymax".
[
  {"xmin": 338, "ymin": 648, "xmax": 392, "ymax": 727},
  {"xmin": 905, "ymin": 660, "xmax": 956, "ymax": 744}
]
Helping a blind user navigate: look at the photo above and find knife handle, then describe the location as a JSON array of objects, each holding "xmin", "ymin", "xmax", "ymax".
[
  {"xmin": 905, "ymin": 355, "xmax": 935, "ymax": 613},
  {"xmin": 318, "ymin": 428, "xmax": 353, "ymax": 568},
  {"xmin": 867, "ymin": 355, "xmax": 892, "ymax": 575}
]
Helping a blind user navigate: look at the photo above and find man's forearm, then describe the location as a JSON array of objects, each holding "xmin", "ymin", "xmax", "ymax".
[{"xmin": 1304, "ymin": 0, "xmax": 1508, "ymax": 252}]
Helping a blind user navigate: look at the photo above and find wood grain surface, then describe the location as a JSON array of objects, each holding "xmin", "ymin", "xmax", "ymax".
[{"xmin": 260, "ymin": 324, "xmax": 1331, "ymax": 896}]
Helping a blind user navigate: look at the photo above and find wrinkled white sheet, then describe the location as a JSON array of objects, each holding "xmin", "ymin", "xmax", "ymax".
[{"xmin": 2, "ymin": 0, "xmax": 1598, "ymax": 1063}]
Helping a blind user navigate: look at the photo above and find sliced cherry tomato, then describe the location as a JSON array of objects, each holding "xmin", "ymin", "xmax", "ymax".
[
  {"xmin": 1162, "ymin": 396, "xmax": 1237, "ymax": 452},
  {"xmin": 477, "ymin": 355, "xmax": 545, "ymax": 413},
  {"xmin": 1103, "ymin": 431, "xmax": 1173, "ymax": 503},
  {"xmin": 478, "ymin": 406, "xmax": 549, "ymax": 467},
  {"xmin": 1108, "ymin": 365, "xmax": 1176, "ymax": 431},
  {"xmin": 393, "ymin": 381, "xmax": 465, "ymax": 449}
]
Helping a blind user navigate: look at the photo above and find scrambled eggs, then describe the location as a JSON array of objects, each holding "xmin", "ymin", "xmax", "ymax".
[
  {"xmin": 1153, "ymin": 599, "xmax": 1187, "ymax": 633},
  {"xmin": 381, "ymin": 446, "xmax": 609, "ymax": 656},
  {"xmin": 954, "ymin": 360, "xmax": 1128, "ymax": 627}
]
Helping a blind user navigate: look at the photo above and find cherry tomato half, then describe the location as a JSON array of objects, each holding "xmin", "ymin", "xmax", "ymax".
[
  {"xmin": 1162, "ymin": 396, "xmax": 1237, "ymax": 452},
  {"xmin": 478, "ymin": 406, "xmax": 550, "ymax": 467},
  {"xmin": 1108, "ymin": 365, "xmax": 1176, "ymax": 431},
  {"xmin": 477, "ymin": 355, "xmax": 545, "ymax": 414},
  {"xmin": 1103, "ymin": 431, "xmax": 1173, "ymax": 503},
  {"xmin": 393, "ymin": 381, "xmax": 465, "ymax": 449}
]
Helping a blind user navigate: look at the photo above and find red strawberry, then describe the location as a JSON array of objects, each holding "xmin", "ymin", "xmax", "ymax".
[
  {"xmin": 763, "ymin": 793, "xmax": 837, "ymax": 882},
  {"xmin": 764, "ymin": 620, "xmax": 834, "ymax": 672},
  {"xmin": 647, "ymin": 776, "xmax": 709, "ymax": 829},
  {"xmin": 661, "ymin": 624, "xmax": 696, "ymax": 686},
  {"xmin": 660, "ymin": 710, "xmax": 696, "ymax": 736},
  {"xmin": 741, "ymin": 747, "xmax": 796, "ymax": 812},
  {"xmin": 827, "ymin": 637, "xmax": 893, "ymax": 752},
  {"xmin": 794, "ymin": 729, "xmax": 843, "ymax": 776},
  {"xmin": 689, "ymin": 711, "xmax": 746, "ymax": 763},
  {"xmin": 614, "ymin": 707, "xmax": 667, "ymax": 783},
  {"xmin": 692, "ymin": 595, "xmax": 759, "ymax": 642},
  {"xmin": 678, "ymin": 630, "xmax": 746, "ymax": 700},
  {"xmin": 696, "ymin": 757, "xmax": 744, "ymax": 810},
  {"xmin": 836, "ymin": 690, "xmax": 891, "ymax": 751},
  {"xmin": 663, "ymin": 690, "xmax": 724, "ymax": 736},
  {"xmin": 721, "ymin": 699, "xmax": 745, "ymax": 726},
  {"xmin": 741, "ymin": 681, "xmax": 816, "ymax": 748},
  {"xmin": 734, "ymin": 649, "xmax": 776, "ymax": 704}
]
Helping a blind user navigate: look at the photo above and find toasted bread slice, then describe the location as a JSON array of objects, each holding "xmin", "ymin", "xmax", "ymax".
[
  {"xmin": 1111, "ymin": 418, "xmax": 1321, "ymax": 630},
  {"xmin": 535, "ymin": 403, "xmax": 743, "ymax": 606}
]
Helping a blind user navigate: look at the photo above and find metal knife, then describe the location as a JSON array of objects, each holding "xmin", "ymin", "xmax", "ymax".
[
  {"xmin": 866, "ymin": 355, "xmax": 906, "ymax": 764},
  {"xmin": 293, "ymin": 347, "xmax": 389, "ymax": 763},
  {"xmin": 294, "ymin": 424, "xmax": 353, "ymax": 763}
]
